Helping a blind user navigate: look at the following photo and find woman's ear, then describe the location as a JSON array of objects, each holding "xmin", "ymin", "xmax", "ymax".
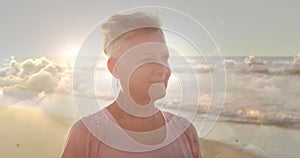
[
  {"xmin": 107, "ymin": 58, "xmax": 120, "ymax": 79},
  {"xmin": 164, "ymin": 69, "xmax": 171, "ymax": 88}
]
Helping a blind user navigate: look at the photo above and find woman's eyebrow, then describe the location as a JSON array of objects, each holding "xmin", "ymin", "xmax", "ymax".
[{"xmin": 137, "ymin": 53, "xmax": 153, "ymax": 58}]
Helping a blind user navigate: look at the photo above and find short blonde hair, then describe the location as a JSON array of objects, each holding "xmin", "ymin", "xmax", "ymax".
[{"xmin": 101, "ymin": 12, "xmax": 162, "ymax": 57}]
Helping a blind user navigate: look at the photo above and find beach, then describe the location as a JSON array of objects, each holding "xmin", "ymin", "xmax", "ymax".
[
  {"xmin": 200, "ymin": 139, "xmax": 260, "ymax": 158},
  {"xmin": 1, "ymin": 107, "xmax": 292, "ymax": 158},
  {"xmin": 0, "ymin": 107, "xmax": 74, "ymax": 158},
  {"xmin": 198, "ymin": 120, "xmax": 300, "ymax": 158}
]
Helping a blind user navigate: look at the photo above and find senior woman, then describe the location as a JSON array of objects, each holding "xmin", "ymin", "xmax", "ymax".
[{"xmin": 62, "ymin": 12, "xmax": 201, "ymax": 158}]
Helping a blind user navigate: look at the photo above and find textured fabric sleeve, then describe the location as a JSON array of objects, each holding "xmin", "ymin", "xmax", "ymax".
[
  {"xmin": 61, "ymin": 120, "xmax": 92, "ymax": 158},
  {"xmin": 187, "ymin": 124, "xmax": 202, "ymax": 158}
]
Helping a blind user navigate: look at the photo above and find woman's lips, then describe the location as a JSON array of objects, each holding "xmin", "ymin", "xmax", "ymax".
[{"xmin": 148, "ymin": 80, "xmax": 164, "ymax": 83}]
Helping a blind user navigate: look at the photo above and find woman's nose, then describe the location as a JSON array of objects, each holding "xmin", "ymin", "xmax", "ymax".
[{"xmin": 153, "ymin": 63, "xmax": 170, "ymax": 75}]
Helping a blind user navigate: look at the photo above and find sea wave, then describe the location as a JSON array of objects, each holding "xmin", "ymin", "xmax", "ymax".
[
  {"xmin": 220, "ymin": 108, "xmax": 300, "ymax": 129},
  {"xmin": 222, "ymin": 55, "xmax": 300, "ymax": 75},
  {"xmin": 166, "ymin": 55, "xmax": 300, "ymax": 75},
  {"xmin": 174, "ymin": 105, "xmax": 300, "ymax": 129}
]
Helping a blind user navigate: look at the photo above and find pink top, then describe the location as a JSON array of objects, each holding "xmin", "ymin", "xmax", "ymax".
[{"xmin": 61, "ymin": 109, "xmax": 201, "ymax": 158}]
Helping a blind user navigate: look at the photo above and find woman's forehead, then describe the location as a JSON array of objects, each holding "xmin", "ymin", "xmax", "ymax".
[
  {"xmin": 111, "ymin": 29, "xmax": 168, "ymax": 59},
  {"xmin": 115, "ymin": 43, "xmax": 169, "ymax": 67},
  {"xmin": 124, "ymin": 42, "xmax": 169, "ymax": 57},
  {"xmin": 126, "ymin": 30, "xmax": 166, "ymax": 47}
]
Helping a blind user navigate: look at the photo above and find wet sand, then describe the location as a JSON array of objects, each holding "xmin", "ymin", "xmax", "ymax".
[{"xmin": 200, "ymin": 139, "xmax": 261, "ymax": 158}]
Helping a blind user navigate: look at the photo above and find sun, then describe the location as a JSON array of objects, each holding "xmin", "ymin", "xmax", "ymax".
[{"xmin": 65, "ymin": 47, "xmax": 79, "ymax": 56}]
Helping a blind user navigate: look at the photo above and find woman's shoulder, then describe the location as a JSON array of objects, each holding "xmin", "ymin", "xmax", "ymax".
[
  {"xmin": 161, "ymin": 110, "xmax": 192, "ymax": 129},
  {"xmin": 161, "ymin": 110, "xmax": 199, "ymax": 144},
  {"xmin": 81, "ymin": 109, "xmax": 112, "ymax": 130},
  {"xmin": 70, "ymin": 109, "xmax": 111, "ymax": 134},
  {"xmin": 82, "ymin": 109, "xmax": 109, "ymax": 122},
  {"xmin": 162, "ymin": 111, "xmax": 195, "ymax": 133}
]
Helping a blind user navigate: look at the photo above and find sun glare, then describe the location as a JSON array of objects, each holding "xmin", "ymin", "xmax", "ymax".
[{"xmin": 65, "ymin": 47, "xmax": 79, "ymax": 56}]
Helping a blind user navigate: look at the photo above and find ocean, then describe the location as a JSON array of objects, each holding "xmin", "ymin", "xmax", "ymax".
[{"xmin": 1, "ymin": 55, "xmax": 300, "ymax": 129}]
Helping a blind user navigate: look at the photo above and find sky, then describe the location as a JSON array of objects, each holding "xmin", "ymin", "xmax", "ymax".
[{"xmin": 0, "ymin": 0, "xmax": 299, "ymax": 60}]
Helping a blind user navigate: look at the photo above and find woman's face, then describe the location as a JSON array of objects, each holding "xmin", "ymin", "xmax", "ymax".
[{"xmin": 113, "ymin": 29, "xmax": 171, "ymax": 105}]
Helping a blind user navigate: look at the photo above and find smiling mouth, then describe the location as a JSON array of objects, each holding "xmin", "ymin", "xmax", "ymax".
[{"xmin": 148, "ymin": 80, "xmax": 164, "ymax": 84}]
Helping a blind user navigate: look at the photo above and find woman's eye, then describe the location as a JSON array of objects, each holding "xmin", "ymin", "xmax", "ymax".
[
  {"xmin": 162, "ymin": 55, "xmax": 169, "ymax": 62},
  {"xmin": 141, "ymin": 57, "xmax": 153, "ymax": 62}
]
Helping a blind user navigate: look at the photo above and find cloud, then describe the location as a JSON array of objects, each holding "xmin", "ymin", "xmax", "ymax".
[
  {"xmin": 0, "ymin": 56, "xmax": 115, "ymax": 110},
  {"xmin": 0, "ymin": 57, "xmax": 69, "ymax": 100},
  {"xmin": 26, "ymin": 70, "xmax": 59, "ymax": 93}
]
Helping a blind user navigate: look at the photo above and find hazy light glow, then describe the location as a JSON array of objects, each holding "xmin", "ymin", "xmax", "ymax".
[{"xmin": 64, "ymin": 47, "xmax": 79, "ymax": 56}]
